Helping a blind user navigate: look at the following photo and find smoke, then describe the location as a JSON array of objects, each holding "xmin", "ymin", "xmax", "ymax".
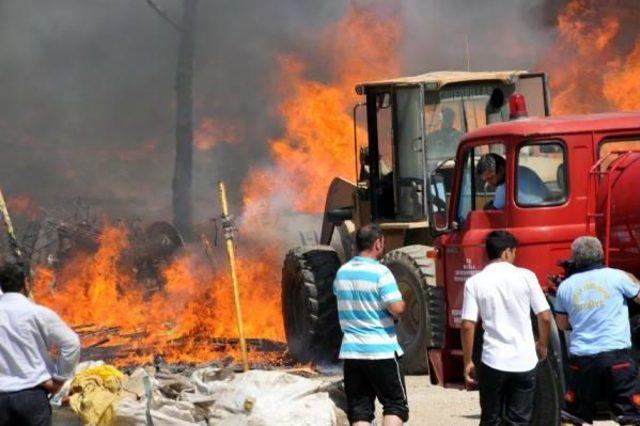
[
  {"xmin": 0, "ymin": 0, "xmax": 566, "ymax": 232},
  {"xmin": 400, "ymin": 0, "xmax": 554, "ymax": 73},
  {"xmin": 0, "ymin": 1, "xmax": 341, "ymax": 222}
]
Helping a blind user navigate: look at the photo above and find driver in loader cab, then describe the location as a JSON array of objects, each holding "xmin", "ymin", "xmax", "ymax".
[
  {"xmin": 477, "ymin": 153, "xmax": 550, "ymax": 209},
  {"xmin": 430, "ymin": 107, "xmax": 464, "ymax": 146}
]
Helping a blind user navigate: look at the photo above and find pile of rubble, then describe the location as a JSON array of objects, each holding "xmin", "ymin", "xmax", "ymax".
[{"xmin": 53, "ymin": 361, "xmax": 347, "ymax": 426}]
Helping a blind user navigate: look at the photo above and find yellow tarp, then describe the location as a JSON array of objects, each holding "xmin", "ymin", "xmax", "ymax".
[{"xmin": 69, "ymin": 365, "xmax": 124, "ymax": 426}]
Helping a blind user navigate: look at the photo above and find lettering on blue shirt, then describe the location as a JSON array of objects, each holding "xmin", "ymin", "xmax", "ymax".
[{"xmin": 554, "ymin": 267, "xmax": 640, "ymax": 356}]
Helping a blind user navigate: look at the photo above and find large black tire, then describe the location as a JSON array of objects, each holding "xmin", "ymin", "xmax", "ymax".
[
  {"xmin": 531, "ymin": 311, "xmax": 564, "ymax": 425},
  {"xmin": 382, "ymin": 245, "xmax": 445, "ymax": 375},
  {"xmin": 281, "ymin": 246, "xmax": 342, "ymax": 363},
  {"xmin": 531, "ymin": 353, "xmax": 563, "ymax": 425}
]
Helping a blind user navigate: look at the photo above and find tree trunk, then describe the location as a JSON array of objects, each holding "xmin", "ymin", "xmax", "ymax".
[{"xmin": 172, "ymin": 0, "xmax": 198, "ymax": 238}]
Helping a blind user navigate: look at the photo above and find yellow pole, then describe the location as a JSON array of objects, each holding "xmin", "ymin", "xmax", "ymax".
[
  {"xmin": 0, "ymin": 188, "xmax": 32, "ymax": 299},
  {"xmin": 0, "ymin": 187, "xmax": 22, "ymax": 259},
  {"xmin": 217, "ymin": 181, "xmax": 249, "ymax": 371}
]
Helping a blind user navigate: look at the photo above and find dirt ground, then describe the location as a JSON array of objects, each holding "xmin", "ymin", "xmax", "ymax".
[{"xmin": 392, "ymin": 376, "xmax": 617, "ymax": 426}]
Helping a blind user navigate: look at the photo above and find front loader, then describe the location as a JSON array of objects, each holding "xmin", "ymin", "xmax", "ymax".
[{"xmin": 281, "ymin": 70, "xmax": 552, "ymax": 373}]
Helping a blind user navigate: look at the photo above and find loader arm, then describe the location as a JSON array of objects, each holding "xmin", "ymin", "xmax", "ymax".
[{"xmin": 320, "ymin": 177, "xmax": 357, "ymax": 246}]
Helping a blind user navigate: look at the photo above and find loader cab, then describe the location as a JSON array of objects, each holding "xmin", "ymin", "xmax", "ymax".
[{"xmin": 356, "ymin": 72, "xmax": 550, "ymax": 228}]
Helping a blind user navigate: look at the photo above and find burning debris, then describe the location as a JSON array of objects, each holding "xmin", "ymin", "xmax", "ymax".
[
  {"xmin": 26, "ymin": 209, "xmax": 285, "ymax": 367},
  {"xmin": 37, "ymin": 216, "xmax": 184, "ymax": 291}
]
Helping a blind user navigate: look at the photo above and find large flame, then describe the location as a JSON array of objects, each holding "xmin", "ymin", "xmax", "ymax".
[
  {"xmin": 33, "ymin": 225, "xmax": 283, "ymax": 364},
  {"xmin": 32, "ymin": 3, "xmax": 402, "ymax": 366},
  {"xmin": 540, "ymin": 0, "xmax": 640, "ymax": 114},
  {"xmin": 242, "ymin": 3, "xmax": 401, "ymax": 217}
]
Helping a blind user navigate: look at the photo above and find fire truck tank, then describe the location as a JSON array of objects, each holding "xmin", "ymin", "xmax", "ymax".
[{"xmin": 595, "ymin": 152, "xmax": 640, "ymax": 277}]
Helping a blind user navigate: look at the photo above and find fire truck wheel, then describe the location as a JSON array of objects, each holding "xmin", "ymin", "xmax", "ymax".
[
  {"xmin": 531, "ymin": 352, "xmax": 563, "ymax": 425},
  {"xmin": 281, "ymin": 246, "xmax": 342, "ymax": 364},
  {"xmin": 382, "ymin": 245, "xmax": 442, "ymax": 375}
]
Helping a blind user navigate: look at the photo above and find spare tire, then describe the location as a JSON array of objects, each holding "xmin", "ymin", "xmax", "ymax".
[
  {"xmin": 281, "ymin": 246, "xmax": 342, "ymax": 363},
  {"xmin": 382, "ymin": 245, "xmax": 444, "ymax": 375}
]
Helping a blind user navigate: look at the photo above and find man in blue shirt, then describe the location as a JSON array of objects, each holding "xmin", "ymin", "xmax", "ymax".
[
  {"xmin": 477, "ymin": 153, "xmax": 550, "ymax": 209},
  {"xmin": 333, "ymin": 223, "xmax": 407, "ymax": 426},
  {"xmin": 555, "ymin": 236, "xmax": 640, "ymax": 424}
]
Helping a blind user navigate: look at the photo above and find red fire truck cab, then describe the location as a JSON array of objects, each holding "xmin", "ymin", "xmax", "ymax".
[{"xmin": 425, "ymin": 111, "xmax": 640, "ymax": 423}]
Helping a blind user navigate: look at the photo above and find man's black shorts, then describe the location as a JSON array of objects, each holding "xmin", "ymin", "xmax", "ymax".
[{"xmin": 343, "ymin": 354, "xmax": 409, "ymax": 423}]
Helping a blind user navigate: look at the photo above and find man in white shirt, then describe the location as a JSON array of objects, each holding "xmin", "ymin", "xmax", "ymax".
[
  {"xmin": 0, "ymin": 263, "xmax": 80, "ymax": 426},
  {"xmin": 461, "ymin": 230, "xmax": 552, "ymax": 425}
]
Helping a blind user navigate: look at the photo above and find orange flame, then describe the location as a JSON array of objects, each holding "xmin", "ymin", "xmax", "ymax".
[
  {"xmin": 32, "ymin": 3, "xmax": 402, "ymax": 366},
  {"xmin": 540, "ymin": 0, "xmax": 640, "ymax": 114},
  {"xmin": 242, "ymin": 3, "xmax": 401, "ymax": 216},
  {"xmin": 33, "ymin": 225, "xmax": 284, "ymax": 365}
]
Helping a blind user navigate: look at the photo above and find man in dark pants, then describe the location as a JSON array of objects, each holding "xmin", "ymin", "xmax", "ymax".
[
  {"xmin": 333, "ymin": 223, "xmax": 408, "ymax": 425},
  {"xmin": 461, "ymin": 230, "xmax": 552, "ymax": 425},
  {"xmin": 555, "ymin": 236, "xmax": 640, "ymax": 425},
  {"xmin": 0, "ymin": 263, "xmax": 80, "ymax": 426}
]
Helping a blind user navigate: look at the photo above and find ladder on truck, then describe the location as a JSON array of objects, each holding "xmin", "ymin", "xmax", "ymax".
[{"xmin": 587, "ymin": 150, "xmax": 640, "ymax": 265}]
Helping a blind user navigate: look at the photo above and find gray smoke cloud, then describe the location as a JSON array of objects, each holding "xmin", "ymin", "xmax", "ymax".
[
  {"xmin": 401, "ymin": 0, "xmax": 554, "ymax": 73},
  {"xmin": 0, "ymin": 0, "xmax": 555, "ymax": 232}
]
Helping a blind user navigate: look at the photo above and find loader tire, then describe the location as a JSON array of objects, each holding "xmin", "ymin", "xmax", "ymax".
[
  {"xmin": 282, "ymin": 246, "xmax": 342, "ymax": 363},
  {"xmin": 382, "ymin": 245, "xmax": 444, "ymax": 375}
]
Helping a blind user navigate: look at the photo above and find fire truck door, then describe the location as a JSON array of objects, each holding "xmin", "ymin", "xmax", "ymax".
[{"xmin": 444, "ymin": 144, "xmax": 507, "ymax": 328}]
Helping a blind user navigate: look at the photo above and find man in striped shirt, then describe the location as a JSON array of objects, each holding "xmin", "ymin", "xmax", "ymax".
[{"xmin": 333, "ymin": 223, "xmax": 408, "ymax": 426}]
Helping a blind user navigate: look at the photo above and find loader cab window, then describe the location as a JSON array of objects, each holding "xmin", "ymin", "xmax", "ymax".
[
  {"xmin": 375, "ymin": 91, "xmax": 395, "ymax": 218},
  {"xmin": 424, "ymin": 86, "xmax": 503, "ymax": 172},
  {"xmin": 394, "ymin": 86, "xmax": 425, "ymax": 221},
  {"xmin": 456, "ymin": 143, "xmax": 505, "ymax": 224},
  {"xmin": 377, "ymin": 92, "xmax": 394, "ymax": 178},
  {"xmin": 516, "ymin": 142, "xmax": 567, "ymax": 206}
]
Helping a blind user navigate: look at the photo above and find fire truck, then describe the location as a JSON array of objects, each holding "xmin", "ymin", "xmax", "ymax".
[{"xmin": 424, "ymin": 101, "xmax": 640, "ymax": 423}]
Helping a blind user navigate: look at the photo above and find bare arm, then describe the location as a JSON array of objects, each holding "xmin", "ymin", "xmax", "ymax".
[
  {"xmin": 461, "ymin": 319, "xmax": 477, "ymax": 386},
  {"xmin": 387, "ymin": 300, "xmax": 406, "ymax": 318},
  {"xmin": 535, "ymin": 310, "xmax": 552, "ymax": 360},
  {"xmin": 555, "ymin": 313, "xmax": 570, "ymax": 331},
  {"xmin": 624, "ymin": 273, "xmax": 640, "ymax": 304}
]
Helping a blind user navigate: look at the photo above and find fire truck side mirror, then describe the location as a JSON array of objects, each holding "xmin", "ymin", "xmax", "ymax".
[{"xmin": 426, "ymin": 173, "xmax": 449, "ymax": 236}]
